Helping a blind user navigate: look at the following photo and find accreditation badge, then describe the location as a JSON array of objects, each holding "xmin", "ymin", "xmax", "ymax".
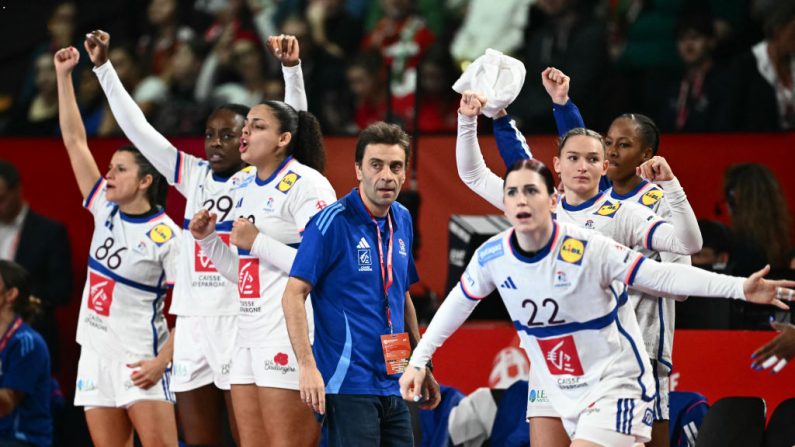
[{"xmin": 381, "ymin": 332, "xmax": 411, "ymax": 375}]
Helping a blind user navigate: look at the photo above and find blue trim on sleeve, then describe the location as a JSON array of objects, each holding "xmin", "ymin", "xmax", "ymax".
[
  {"xmin": 174, "ymin": 151, "xmax": 183, "ymax": 184},
  {"xmin": 88, "ymin": 258, "xmax": 168, "ymax": 294},
  {"xmin": 83, "ymin": 177, "xmax": 104, "ymax": 208},
  {"xmin": 644, "ymin": 221, "xmax": 665, "ymax": 250},
  {"xmin": 627, "ymin": 256, "xmax": 646, "ymax": 286}
]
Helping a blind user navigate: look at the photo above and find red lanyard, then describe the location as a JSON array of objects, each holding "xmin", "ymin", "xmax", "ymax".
[
  {"xmin": 374, "ymin": 215, "xmax": 395, "ymax": 333},
  {"xmin": 0, "ymin": 317, "xmax": 22, "ymax": 353}
]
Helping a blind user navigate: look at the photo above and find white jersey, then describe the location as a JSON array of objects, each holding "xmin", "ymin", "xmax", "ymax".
[
  {"xmin": 228, "ymin": 157, "xmax": 337, "ymax": 347},
  {"xmin": 604, "ymin": 180, "xmax": 694, "ymax": 383},
  {"xmin": 456, "ymin": 223, "xmax": 655, "ymax": 430},
  {"xmin": 94, "ymin": 59, "xmax": 310, "ymax": 317},
  {"xmin": 75, "ymin": 179, "xmax": 180, "ymax": 362}
]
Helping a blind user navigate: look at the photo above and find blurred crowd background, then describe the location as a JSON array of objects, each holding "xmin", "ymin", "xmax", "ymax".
[{"xmin": 1, "ymin": 0, "xmax": 794, "ymax": 139}]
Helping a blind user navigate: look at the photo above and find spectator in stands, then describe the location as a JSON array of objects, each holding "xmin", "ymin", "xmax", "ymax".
[
  {"xmin": 306, "ymin": 0, "xmax": 364, "ymax": 58},
  {"xmin": 692, "ymin": 219, "xmax": 731, "ymax": 272},
  {"xmin": 511, "ymin": 0, "xmax": 609, "ymax": 133},
  {"xmin": 279, "ymin": 15, "xmax": 350, "ymax": 134},
  {"xmin": 649, "ymin": 11, "xmax": 731, "ymax": 132},
  {"xmin": 0, "ymin": 260, "xmax": 52, "ymax": 447},
  {"xmin": 138, "ymin": 0, "xmax": 197, "ymax": 76},
  {"xmin": 7, "ymin": 53, "xmax": 59, "ymax": 136},
  {"xmin": 724, "ymin": 163, "xmax": 792, "ymax": 276},
  {"xmin": 151, "ymin": 39, "xmax": 211, "ymax": 136},
  {"xmin": 415, "ymin": 44, "xmax": 459, "ymax": 133},
  {"xmin": 752, "ymin": 321, "xmax": 795, "ymax": 373},
  {"xmin": 728, "ymin": 0, "xmax": 795, "ymax": 131},
  {"xmin": 0, "ymin": 161, "xmax": 72, "ymax": 373},
  {"xmin": 345, "ymin": 51, "xmax": 389, "ymax": 132},
  {"xmin": 361, "ymin": 0, "xmax": 435, "ymax": 129}
]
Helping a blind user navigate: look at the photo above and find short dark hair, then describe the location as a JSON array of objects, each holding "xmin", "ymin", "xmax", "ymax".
[
  {"xmin": 558, "ymin": 127, "xmax": 605, "ymax": 156},
  {"xmin": 212, "ymin": 103, "xmax": 249, "ymax": 121},
  {"xmin": 0, "ymin": 260, "xmax": 40, "ymax": 322},
  {"xmin": 504, "ymin": 159, "xmax": 556, "ymax": 195},
  {"xmin": 615, "ymin": 114, "xmax": 660, "ymax": 155},
  {"xmin": 355, "ymin": 122, "xmax": 411, "ymax": 165},
  {"xmin": 0, "ymin": 161, "xmax": 21, "ymax": 190}
]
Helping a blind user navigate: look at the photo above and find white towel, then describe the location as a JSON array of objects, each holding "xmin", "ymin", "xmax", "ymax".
[{"xmin": 452, "ymin": 49, "xmax": 526, "ymax": 117}]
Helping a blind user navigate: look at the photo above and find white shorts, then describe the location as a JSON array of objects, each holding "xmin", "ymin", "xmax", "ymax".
[
  {"xmin": 229, "ymin": 345, "xmax": 300, "ymax": 389},
  {"xmin": 74, "ymin": 346, "xmax": 175, "ymax": 408},
  {"xmin": 170, "ymin": 315, "xmax": 236, "ymax": 392},
  {"xmin": 526, "ymin": 367, "xmax": 670, "ymax": 422},
  {"xmin": 571, "ymin": 397, "xmax": 653, "ymax": 445}
]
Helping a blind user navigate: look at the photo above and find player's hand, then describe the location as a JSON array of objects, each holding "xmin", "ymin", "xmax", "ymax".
[
  {"xmin": 128, "ymin": 358, "xmax": 168, "ymax": 390},
  {"xmin": 267, "ymin": 34, "xmax": 300, "ymax": 67},
  {"xmin": 299, "ymin": 364, "xmax": 326, "ymax": 414},
  {"xmin": 189, "ymin": 209, "xmax": 218, "ymax": 240},
  {"xmin": 84, "ymin": 30, "xmax": 110, "ymax": 67},
  {"xmin": 459, "ymin": 91, "xmax": 487, "ymax": 117},
  {"xmin": 541, "ymin": 67, "xmax": 570, "ymax": 106},
  {"xmin": 752, "ymin": 321, "xmax": 795, "ymax": 373},
  {"xmin": 419, "ymin": 370, "xmax": 441, "ymax": 410},
  {"xmin": 231, "ymin": 218, "xmax": 259, "ymax": 250},
  {"xmin": 54, "ymin": 47, "xmax": 80, "ymax": 76},
  {"xmin": 636, "ymin": 156, "xmax": 674, "ymax": 182},
  {"xmin": 742, "ymin": 265, "xmax": 795, "ymax": 310},
  {"xmin": 399, "ymin": 365, "xmax": 427, "ymax": 403}
]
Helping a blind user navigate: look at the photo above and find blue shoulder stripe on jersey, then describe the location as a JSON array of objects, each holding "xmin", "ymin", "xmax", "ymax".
[
  {"xmin": 174, "ymin": 151, "xmax": 183, "ymax": 184},
  {"xmin": 512, "ymin": 304, "xmax": 618, "ymax": 338},
  {"xmin": 611, "ymin": 179, "xmax": 649, "ymax": 200},
  {"xmin": 325, "ymin": 312, "xmax": 352, "ymax": 394},
  {"xmin": 181, "ymin": 219, "xmax": 233, "ymax": 232},
  {"xmin": 317, "ymin": 203, "xmax": 345, "ymax": 236},
  {"xmin": 315, "ymin": 202, "xmax": 343, "ymax": 229},
  {"xmin": 561, "ymin": 192, "xmax": 604, "ymax": 212},
  {"xmin": 88, "ymin": 258, "xmax": 168, "ymax": 294}
]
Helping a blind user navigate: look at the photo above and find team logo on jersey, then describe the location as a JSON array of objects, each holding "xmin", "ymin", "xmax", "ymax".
[
  {"xmin": 640, "ymin": 189, "xmax": 663, "ymax": 208},
  {"xmin": 398, "ymin": 238, "xmax": 407, "ymax": 256},
  {"xmin": 263, "ymin": 196, "xmax": 275, "ymax": 212},
  {"xmin": 558, "ymin": 237, "xmax": 587, "ymax": 265},
  {"xmin": 643, "ymin": 408, "xmax": 654, "ymax": 426},
  {"xmin": 232, "ymin": 174, "xmax": 254, "ymax": 189},
  {"xmin": 88, "ymin": 272, "xmax": 115, "ymax": 316},
  {"xmin": 277, "ymin": 171, "xmax": 301, "ymax": 193},
  {"xmin": 148, "ymin": 224, "xmax": 174, "ymax": 246},
  {"xmin": 478, "ymin": 239, "xmax": 504, "ymax": 266},
  {"xmin": 357, "ymin": 237, "xmax": 373, "ymax": 271},
  {"xmin": 238, "ymin": 258, "xmax": 261, "ymax": 298},
  {"xmin": 595, "ymin": 201, "xmax": 621, "ymax": 217},
  {"xmin": 584, "ymin": 219, "xmax": 595, "ymax": 230},
  {"xmin": 537, "ymin": 335, "xmax": 584, "ymax": 376},
  {"xmin": 195, "ymin": 233, "xmax": 231, "ymax": 272},
  {"xmin": 553, "ymin": 270, "xmax": 571, "ymax": 288}
]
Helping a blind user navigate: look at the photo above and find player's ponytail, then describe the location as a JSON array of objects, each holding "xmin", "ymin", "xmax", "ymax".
[
  {"xmin": 261, "ymin": 100, "xmax": 327, "ymax": 174},
  {"xmin": 0, "ymin": 260, "xmax": 41, "ymax": 323},
  {"xmin": 117, "ymin": 146, "xmax": 168, "ymax": 209}
]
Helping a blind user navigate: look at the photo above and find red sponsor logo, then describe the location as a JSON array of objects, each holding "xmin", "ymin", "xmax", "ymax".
[
  {"xmin": 88, "ymin": 272, "xmax": 115, "ymax": 316},
  {"xmin": 537, "ymin": 335, "xmax": 584, "ymax": 376},
  {"xmin": 195, "ymin": 233, "xmax": 231, "ymax": 272},
  {"xmin": 316, "ymin": 200, "xmax": 327, "ymax": 210},
  {"xmin": 238, "ymin": 258, "xmax": 260, "ymax": 298},
  {"xmin": 274, "ymin": 352, "xmax": 289, "ymax": 366}
]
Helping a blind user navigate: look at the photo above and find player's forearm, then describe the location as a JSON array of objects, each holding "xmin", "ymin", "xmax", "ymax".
[
  {"xmin": 94, "ymin": 61, "xmax": 178, "ymax": 179},
  {"xmin": 0, "ymin": 389, "xmax": 22, "ymax": 417},
  {"xmin": 196, "ymin": 232, "xmax": 239, "ymax": 283},
  {"xmin": 656, "ymin": 177, "xmax": 702, "ymax": 254},
  {"xmin": 456, "ymin": 113, "xmax": 506, "ymax": 210},
  {"xmin": 156, "ymin": 329, "xmax": 175, "ymax": 366},
  {"xmin": 250, "ymin": 233, "xmax": 297, "ymax": 274},
  {"xmin": 632, "ymin": 258, "xmax": 745, "ymax": 301},
  {"xmin": 409, "ymin": 285, "xmax": 479, "ymax": 367},
  {"xmin": 56, "ymin": 72, "xmax": 101, "ymax": 198},
  {"xmin": 282, "ymin": 280, "xmax": 316, "ymax": 368},
  {"xmin": 283, "ymin": 62, "xmax": 308, "ymax": 112}
]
